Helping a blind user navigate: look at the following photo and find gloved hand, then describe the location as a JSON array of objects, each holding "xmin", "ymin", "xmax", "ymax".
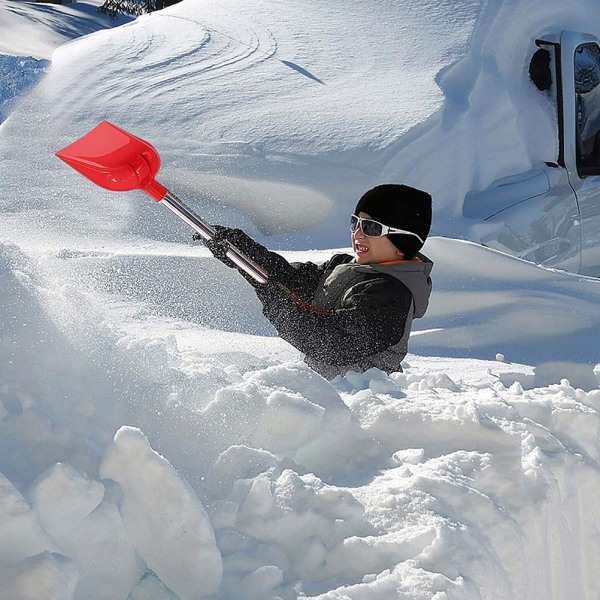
[
  {"xmin": 194, "ymin": 225, "xmax": 264, "ymax": 271},
  {"xmin": 193, "ymin": 225, "xmax": 294, "ymax": 286}
]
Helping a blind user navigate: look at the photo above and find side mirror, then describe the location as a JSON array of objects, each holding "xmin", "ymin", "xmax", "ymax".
[{"xmin": 529, "ymin": 48, "xmax": 552, "ymax": 91}]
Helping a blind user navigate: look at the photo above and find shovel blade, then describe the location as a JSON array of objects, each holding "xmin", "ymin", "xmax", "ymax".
[{"xmin": 56, "ymin": 121, "xmax": 167, "ymax": 200}]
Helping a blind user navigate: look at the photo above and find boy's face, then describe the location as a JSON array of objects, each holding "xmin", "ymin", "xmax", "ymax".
[{"xmin": 352, "ymin": 212, "xmax": 404, "ymax": 264}]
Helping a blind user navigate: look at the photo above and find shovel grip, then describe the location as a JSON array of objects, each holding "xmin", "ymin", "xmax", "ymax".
[{"xmin": 159, "ymin": 191, "xmax": 269, "ymax": 285}]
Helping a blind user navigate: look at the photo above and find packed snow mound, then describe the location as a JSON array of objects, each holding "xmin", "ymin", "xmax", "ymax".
[
  {"xmin": 1, "ymin": 242, "xmax": 600, "ymax": 599},
  {"xmin": 0, "ymin": 0, "xmax": 485, "ymax": 249},
  {"xmin": 2, "ymin": 0, "xmax": 600, "ymax": 248}
]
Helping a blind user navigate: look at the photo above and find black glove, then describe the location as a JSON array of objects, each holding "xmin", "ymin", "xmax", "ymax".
[
  {"xmin": 193, "ymin": 225, "xmax": 295, "ymax": 286},
  {"xmin": 194, "ymin": 225, "xmax": 265, "ymax": 272},
  {"xmin": 194, "ymin": 225, "xmax": 231, "ymax": 267}
]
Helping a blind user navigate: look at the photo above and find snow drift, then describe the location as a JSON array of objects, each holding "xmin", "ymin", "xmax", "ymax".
[
  {"xmin": 0, "ymin": 0, "xmax": 600, "ymax": 598},
  {"xmin": 1, "ymin": 239, "xmax": 600, "ymax": 599}
]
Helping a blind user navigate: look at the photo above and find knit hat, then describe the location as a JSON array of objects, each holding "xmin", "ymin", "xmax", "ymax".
[{"xmin": 354, "ymin": 184, "xmax": 432, "ymax": 259}]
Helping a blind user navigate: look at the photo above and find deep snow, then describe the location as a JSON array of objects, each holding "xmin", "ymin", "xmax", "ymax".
[
  {"xmin": 1, "ymin": 0, "xmax": 600, "ymax": 599},
  {"xmin": 0, "ymin": 0, "xmax": 129, "ymax": 123}
]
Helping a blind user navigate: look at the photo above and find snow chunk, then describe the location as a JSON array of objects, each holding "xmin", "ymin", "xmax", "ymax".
[
  {"xmin": 207, "ymin": 445, "xmax": 279, "ymax": 496},
  {"xmin": 28, "ymin": 462, "xmax": 104, "ymax": 529},
  {"xmin": 99, "ymin": 426, "xmax": 222, "ymax": 599},
  {"xmin": 0, "ymin": 473, "xmax": 54, "ymax": 565},
  {"xmin": 230, "ymin": 469, "xmax": 369, "ymax": 582},
  {"xmin": 247, "ymin": 364, "xmax": 381, "ymax": 475},
  {"xmin": 28, "ymin": 463, "xmax": 143, "ymax": 600},
  {"xmin": 0, "ymin": 551, "xmax": 78, "ymax": 600},
  {"xmin": 200, "ymin": 363, "xmax": 382, "ymax": 480},
  {"xmin": 254, "ymin": 389, "xmax": 325, "ymax": 452}
]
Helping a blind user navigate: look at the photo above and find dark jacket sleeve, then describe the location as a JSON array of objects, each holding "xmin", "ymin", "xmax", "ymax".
[
  {"xmin": 212, "ymin": 227, "xmax": 325, "ymax": 295},
  {"xmin": 254, "ymin": 275, "xmax": 412, "ymax": 365}
]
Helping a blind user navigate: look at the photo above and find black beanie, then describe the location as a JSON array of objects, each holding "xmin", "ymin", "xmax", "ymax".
[{"xmin": 354, "ymin": 184, "xmax": 432, "ymax": 259}]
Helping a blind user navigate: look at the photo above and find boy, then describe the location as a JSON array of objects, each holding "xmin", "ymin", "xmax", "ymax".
[{"xmin": 199, "ymin": 184, "xmax": 433, "ymax": 379}]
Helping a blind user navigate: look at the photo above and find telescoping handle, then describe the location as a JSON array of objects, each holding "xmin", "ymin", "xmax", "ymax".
[{"xmin": 159, "ymin": 191, "xmax": 269, "ymax": 285}]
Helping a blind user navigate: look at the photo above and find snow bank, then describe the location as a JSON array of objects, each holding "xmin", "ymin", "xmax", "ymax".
[
  {"xmin": 413, "ymin": 237, "xmax": 600, "ymax": 367},
  {"xmin": 4, "ymin": 0, "xmax": 600, "ymax": 247},
  {"xmin": 0, "ymin": 0, "xmax": 483, "ymax": 250},
  {"xmin": 1, "ymin": 241, "xmax": 600, "ymax": 599}
]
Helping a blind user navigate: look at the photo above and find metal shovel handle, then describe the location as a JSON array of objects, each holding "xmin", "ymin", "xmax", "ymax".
[{"xmin": 160, "ymin": 191, "xmax": 269, "ymax": 285}]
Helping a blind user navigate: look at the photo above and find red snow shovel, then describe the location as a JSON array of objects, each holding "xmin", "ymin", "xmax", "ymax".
[{"xmin": 56, "ymin": 121, "xmax": 269, "ymax": 285}]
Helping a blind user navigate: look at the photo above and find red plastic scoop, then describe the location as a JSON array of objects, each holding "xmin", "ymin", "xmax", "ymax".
[
  {"xmin": 56, "ymin": 121, "xmax": 268, "ymax": 284},
  {"xmin": 56, "ymin": 121, "xmax": 168, "ymax": 201}
]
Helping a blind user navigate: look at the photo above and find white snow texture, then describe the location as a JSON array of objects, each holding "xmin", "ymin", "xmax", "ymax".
[{"xmin": 0, "ymin": 0, "xmax": 600, "ymax": 599}]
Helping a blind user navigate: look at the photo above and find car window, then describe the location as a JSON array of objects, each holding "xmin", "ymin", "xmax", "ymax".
[{"xmin": 575, "ymin": 43, "xmax": 600, "ymax": 176}]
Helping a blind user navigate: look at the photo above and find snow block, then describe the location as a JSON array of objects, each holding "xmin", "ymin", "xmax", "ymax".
[
  {"xmin": 0, "ymin": 472, "xmax": 55, "ymax": 565},
  {"xmin": 99, "ymin": 426, "xmax": 223, "ymax": 599},
  {"xmin": 0, "ymin": 551, "xmax": 78, "ymax": 600},
  {"xmin": 28, "ymin": 462, "xmax": 144, "ymax": 600}
]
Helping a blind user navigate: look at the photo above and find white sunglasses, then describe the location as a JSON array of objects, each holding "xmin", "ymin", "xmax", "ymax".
[{"xmin": 350, "ymin": 215, "xmax": 425, "ymax": 244}]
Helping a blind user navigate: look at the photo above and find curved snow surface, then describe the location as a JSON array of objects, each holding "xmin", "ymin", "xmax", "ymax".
[
  {"xmin": 0, "ymin": 0, "xmax": 130, "ymax": 60},
  {"xmin": 2, "ymin": 0, "xmax": 599, "ymax": 244}
]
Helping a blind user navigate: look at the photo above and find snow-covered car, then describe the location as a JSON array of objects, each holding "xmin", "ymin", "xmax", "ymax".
[{"xmin": 463, "ymin": 30, "xmax": 600, "ymax": 277}]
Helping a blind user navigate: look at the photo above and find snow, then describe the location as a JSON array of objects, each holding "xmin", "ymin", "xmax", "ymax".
[
  {"xmin": 0, "ymin": 0, "xmax": 130, "ymax": 125},
  {"xmin": 0, "ymin": 0, "xmax": 600, "ymax": 599},
  {"xmin": 100, "ymin": 426, "xmax": 222, "ymax": 598},
  {"xmin": 0, "ymin": 0, "xmax": 130, "ymax": 60}
]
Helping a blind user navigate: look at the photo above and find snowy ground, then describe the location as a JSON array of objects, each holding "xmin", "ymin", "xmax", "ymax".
[
  {"xmin": 0, "ymin": 0, "xmax": 129, "ymax": 123},
  {"xmin": 1, "ymin": 0, "xmax": 600, "ymax": 599}
]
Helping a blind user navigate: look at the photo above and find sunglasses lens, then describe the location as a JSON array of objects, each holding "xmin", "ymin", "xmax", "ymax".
[
  {"xmin": 361, "ymin": 219, "xmax": 383, "ymax": 237},
  {"xmin": 350, "ymin": 215, "xmax": 385, "ymax": 237}
]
